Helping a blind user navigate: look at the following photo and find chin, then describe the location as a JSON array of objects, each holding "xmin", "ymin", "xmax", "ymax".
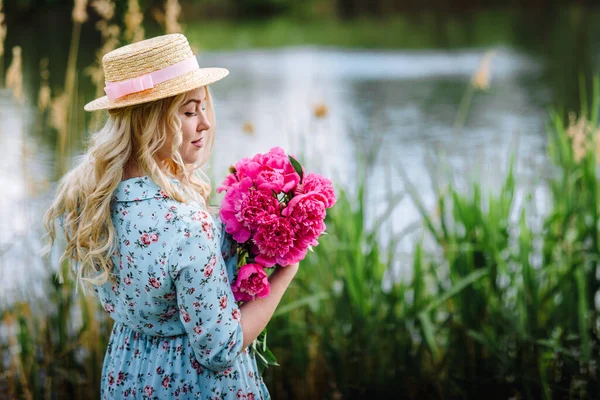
[{"xmin": 183, "ymin": 156, "xmax": 202, "ymax": 165}]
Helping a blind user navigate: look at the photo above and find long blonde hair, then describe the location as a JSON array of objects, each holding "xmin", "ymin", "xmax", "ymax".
[{"xmin": 44, "ymin": 86, "xmax": 217, "ymax": 293}]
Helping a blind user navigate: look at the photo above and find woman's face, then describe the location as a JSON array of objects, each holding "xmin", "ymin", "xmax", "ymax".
[{"xmin": 158, "ymin": 86, "xmax": 211, "ymax": 165}]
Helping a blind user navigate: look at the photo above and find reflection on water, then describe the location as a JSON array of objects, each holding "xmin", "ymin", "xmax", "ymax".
[
  {"xmin": 0, "ymin": 46, "xmax": 559, "ymax": 306},
  {"xmin": 0, "ymin": 89, "xmax": 53, "ymax": 308}
]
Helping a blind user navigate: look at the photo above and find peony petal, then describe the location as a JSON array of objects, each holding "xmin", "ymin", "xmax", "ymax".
[{"xmin": 255, "ymin": 254, "xmax": 276, "ymax": 268}]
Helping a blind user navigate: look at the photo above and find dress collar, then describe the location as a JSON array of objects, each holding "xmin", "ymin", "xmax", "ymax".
[{"xmin": 113, "ymin": 176, "xmax": 179, "ymax": 202}]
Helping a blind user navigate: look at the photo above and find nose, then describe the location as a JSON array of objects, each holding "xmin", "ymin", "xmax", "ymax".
[{"xmin": 197, "ymin": 112, "xmax": 211, "ymax": 132}]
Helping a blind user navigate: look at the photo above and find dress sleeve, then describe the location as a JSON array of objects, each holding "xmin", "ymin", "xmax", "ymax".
[
  {"xmin": 168, "ymin": 215, "xmax": 244, "ymax": 373},
  {"xmin": 219, "ymin": 221, "xmax": 240, "ymax": 283}
]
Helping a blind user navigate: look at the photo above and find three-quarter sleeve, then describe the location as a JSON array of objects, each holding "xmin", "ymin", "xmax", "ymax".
[
  {"xmin": 168, "ymin": 215, "xmax": 244, "ymax": 373},
  {"xmin": 220, "ymin": 221, "xmax": 240, "ymax": 283}
]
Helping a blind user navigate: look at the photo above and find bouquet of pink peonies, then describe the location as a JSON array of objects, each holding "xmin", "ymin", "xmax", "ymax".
[{"xmin": 217, "ymin": 147, "xmax": 336, "ymax": 371}]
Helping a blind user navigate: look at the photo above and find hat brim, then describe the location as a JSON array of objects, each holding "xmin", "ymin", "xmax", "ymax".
[{"xmin": 84, "ymin": 67, "xmax": 229, "ymax": 112}]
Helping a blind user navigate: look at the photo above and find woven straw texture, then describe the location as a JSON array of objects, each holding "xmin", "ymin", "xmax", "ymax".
[{"xmin": 84, "ymin": 34, "xmax": 228, "ymax": 111}]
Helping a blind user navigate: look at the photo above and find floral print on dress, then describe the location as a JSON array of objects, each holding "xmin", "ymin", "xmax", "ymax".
[{"xmin": 95, "ymin": 176, "xmax": 269, "ymax": 400}]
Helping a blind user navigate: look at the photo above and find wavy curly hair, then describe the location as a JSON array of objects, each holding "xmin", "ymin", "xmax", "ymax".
[{"xmin": 44, "ymin": 86, "xmax": 216, "ymax": 293}]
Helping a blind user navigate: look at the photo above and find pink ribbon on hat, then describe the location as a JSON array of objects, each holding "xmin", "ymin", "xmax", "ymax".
[{"xmin": 104, "ymin": 56, "xmax": 200, "ymax": 101}]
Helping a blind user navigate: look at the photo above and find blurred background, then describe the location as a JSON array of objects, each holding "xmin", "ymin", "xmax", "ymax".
[{"xmin": 1, "ymin": 0, "xmax": 600, "ymax": 398}]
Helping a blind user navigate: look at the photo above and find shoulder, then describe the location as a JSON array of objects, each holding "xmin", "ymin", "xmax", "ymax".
[
  {"xmin": 166, "ymin": 201, "xmax": 223, "ymax": 251},
  {"xmin": 166, "ymin": 203, "xmax": 224, "ymax": 277}
]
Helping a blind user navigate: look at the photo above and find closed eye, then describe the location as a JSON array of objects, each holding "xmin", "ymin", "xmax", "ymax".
[{"xmin": 185, "ymin": 112, "xmax": 197, "ymax": 117}]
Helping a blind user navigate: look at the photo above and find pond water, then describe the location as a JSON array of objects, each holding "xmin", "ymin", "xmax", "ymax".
[{"xmin": 0, "ymin": 10, "xmax": 597, "ymax": 308}]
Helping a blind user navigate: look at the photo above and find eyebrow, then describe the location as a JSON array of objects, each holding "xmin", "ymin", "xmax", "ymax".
[{"xmin": 182, "ymin": 99, "xmax": 205, "ymax": 106}]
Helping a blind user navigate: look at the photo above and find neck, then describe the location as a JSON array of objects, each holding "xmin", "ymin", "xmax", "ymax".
[
  {"xmin": 122, "ymin": 161, "xmax": 145, "ymax": 180},
  {"xmin": 122, "ymin": 159, "xmax": 185, "ymax": 181}
]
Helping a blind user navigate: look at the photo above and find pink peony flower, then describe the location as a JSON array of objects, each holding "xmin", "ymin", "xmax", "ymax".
[
  {"xmin": 217, "ymin": 170, "xmax": 242, "ymax": 193},
  {"xmin": 282, "ymin": 192, "xmax": 327, "ymax": 243},
  {"xmin": 253, "ymin": 166, "xmax": 286, "ymax": 192},
  {"xmin": 252, "ymin": 147, "xmax": 301, "ymax": 192},
  {"xmin": 219, "ymin": 148, "xmax": 334, "ymax": 269},
  {"xmin": 220, "ymin": 177, "xmax": 254, "ymax": 242},
  {"xmin": 239, "ymin": 189, "xmax": 280, "ymax": 231},
  {"xmin": 253, "ymin": 240, "xmax": 308, "ymax": 267},
  {"xmin": 234, "ymin": 157, "xmax": 262, "ymax": 180},
  {"xmin": 231, "ymin": 263, "xmax": 270, "ymax": 302},
  {"xmin": 297, "ymin": 173, "xmax": 337, "ymax": 208},
  {"xmin": 218, "ymin": 156, "xmax": 262, "ymax": 193},
  {"xmin": 250, "ymin": 215, "xmax": 309, "ymax": 267},
  {"xmin": 252, "ymin": 216, "xmax": 295, "ymax": 259}
]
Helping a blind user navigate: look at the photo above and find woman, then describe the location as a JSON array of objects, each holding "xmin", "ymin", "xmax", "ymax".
[{"xmin": 44, "ymin": 33, "xmax": 297, "ymax": 399}]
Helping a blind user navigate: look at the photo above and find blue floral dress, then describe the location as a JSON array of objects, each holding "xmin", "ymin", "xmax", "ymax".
[{"xmin": 95, "ymin": 176, "xmax": 269, "ymax": 400}]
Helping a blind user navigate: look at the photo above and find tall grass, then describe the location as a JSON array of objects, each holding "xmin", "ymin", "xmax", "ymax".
[{"xmin": 0, "ymin": 267, "xmax": 113, "ymax": 398}]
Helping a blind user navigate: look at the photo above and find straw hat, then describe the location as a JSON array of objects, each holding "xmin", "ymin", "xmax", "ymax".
[{"xmin": 84, "ymin": 34, "xmax": 228, "ymax": 111}]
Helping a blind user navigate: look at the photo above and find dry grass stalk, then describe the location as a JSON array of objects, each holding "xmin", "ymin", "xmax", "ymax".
[
  {"xmin": 242, "ymin": 121, "xmax": 255, "ymax": 135},
  {"xmin": 152, "ymin": 7, "xmax": 166, "ymax": 28},
  {"xmin": 85, "ymin": 59, "xmax": 104, "ymax": 98},
  {"xmin": 38, "ymin": 58, "xmax": 51, "ymax": 111},
  {"xmin": 165, "ymin": 0, "xmax": 182, "ymax": 34},
  {"xmin": 3, "ymin": 311, "xmax": 18, "ymax": 398},
  {"xmin": 88, "ymin": 2, "xmax": 120, "ymax": 129},
  {"xmin": 0, "ymin": 0, "xmax": 6, "ymax": 87},
  {"xmin": 96, "ymin": 21, "xmax": 120, "ymax": 54},
  {"xmin": 313, "ymin": 103, "xmax": 329, "ymax": 119},
  {"xmin": 125, "ymin": 0, "xmax": 144, "ymax": 43},
  {"xmin": 472, "ymin": 51, "xmax": 496, "ymax": 91},
  {"xmin": 565, "ymin": 112, "xmax": 600, "ymax": 163},
  {"xmin": 65, "ymin": 0, "xmax": 88, "ymax": 101},
  {"xmin": 72, "ymin": 0, "xmax": 88, "ymax": 24},
  {"xmin": 47, "ymin": 0, "xmax": 88, "ymax": 179},
  {"xmin": 51, "ymin": 92, "xmax": 70, "ymax": 176},
  {"xmin": 5, "ymin": 308, "xmax": 33, "ymax": 400},
  {"xmin": 91, "ymin": 0, "xmax": 115, "ymax": 20},
  {"xmin": 6, "ymin": 46, "xmax": 23, "ymax": 103}
]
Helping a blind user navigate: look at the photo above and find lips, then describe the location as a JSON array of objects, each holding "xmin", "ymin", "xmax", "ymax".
[{"xmin": 192, "ymin": 138, "xmax": 203, "ymax": 148}]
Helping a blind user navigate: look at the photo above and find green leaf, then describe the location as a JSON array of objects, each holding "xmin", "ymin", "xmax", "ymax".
[
  {"xmin": 418, "ymin": 311, "xmax": 440, "ymax": 361},
  {"xmin": 251, "ymin": 330, "xmax": 279, "ymax": 376},
  {"xmin": 288, "ymin": 155, "xmax": 304, "ymax": 181},
  {"xmin": 261, "ymin": 345, "xmax": 279, "ymax": 366},
  {"xmin": 423, "ymin": 267, "xmax": 489, "ymax": 314}
]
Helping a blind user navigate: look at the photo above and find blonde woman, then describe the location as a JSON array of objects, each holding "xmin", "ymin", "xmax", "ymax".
[{"xmin": 44, "ymin": 34, "xmax": 297, "ymax": 399}]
